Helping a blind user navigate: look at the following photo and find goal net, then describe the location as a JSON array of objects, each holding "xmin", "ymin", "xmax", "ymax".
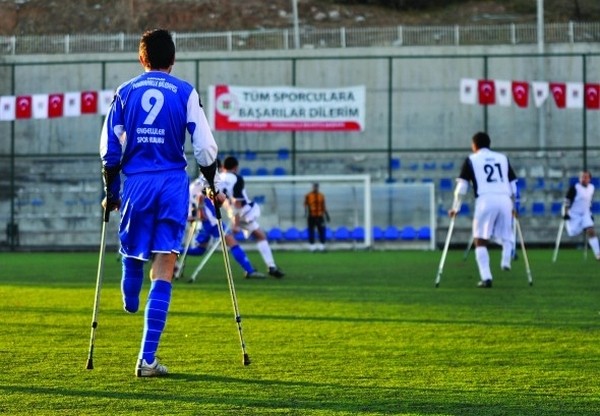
[{"xmin": 242, "ymin": 174, "xmax": 435, "ymax": 250}]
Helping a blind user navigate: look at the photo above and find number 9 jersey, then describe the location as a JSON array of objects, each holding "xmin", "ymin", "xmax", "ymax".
[{"xmin": 100, "ymin": 70, "xmax": 217, "ymax": 174}]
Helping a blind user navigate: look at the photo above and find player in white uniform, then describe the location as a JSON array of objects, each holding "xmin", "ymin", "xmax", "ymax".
[
  {"xmin": 220, "ymin": 156, "xmax": 285, "ymax": 278},
  {"xmin": 449, "ymin": 132, "xmax": 518, "ymax": 288},
  {"xmin": 563, "ymin": 170, "xmax": 600, "ymax": 259},
  {"xmin": 184, "ymin": 174, "xmax": 267, "ymax": 278}
]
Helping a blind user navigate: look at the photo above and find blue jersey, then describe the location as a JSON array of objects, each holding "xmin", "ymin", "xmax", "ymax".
[{"xmin": 100, "ymin": 70, "xmax": 217, "ymax": 174}]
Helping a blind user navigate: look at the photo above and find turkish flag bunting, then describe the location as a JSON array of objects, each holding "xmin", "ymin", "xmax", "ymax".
[
  {"xmin": 81, "ymin": 91, "xmax": 98, "ymax": 114},
  {"xmin": 15, "ymin": 95, "xmax": 32, "ymax": 119},
  {"xmin": 48, "ymin": 93, "xmax": 64, "ymax": 118},
  {"xmin": 478, "ymin": 80, "xmax": 495, "ymax": 105},
  {"xmin": 585, "ymin": 83, "xmax": 600, "ymax": 110},
  {"xmin": 549, "ymin": 83, "xmax": 566, "ymax": 108},
  {"xmin": 511, "ymin": 81, "xmax": 529, "ymax": 108}
]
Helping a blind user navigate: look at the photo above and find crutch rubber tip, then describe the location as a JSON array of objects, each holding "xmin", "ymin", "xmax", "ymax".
[
  {"xmin": 243, "ymin": 354, "xmax": 251, "ymax": 366},
  {"xmin": 86, "ymin": 359, "xmax": 94, "ymax": 370}
]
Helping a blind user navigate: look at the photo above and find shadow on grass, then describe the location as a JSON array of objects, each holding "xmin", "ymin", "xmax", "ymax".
[{"xmin": 0, "ymin": 376, "xmax": 596, "ymax": 416}]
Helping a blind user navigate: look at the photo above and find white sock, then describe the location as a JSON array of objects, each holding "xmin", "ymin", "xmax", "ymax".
[
  {"xmin": 475, "ymin": 246, "xmax": 492, "ymax": 281},
  {"xmin": 501, "ymin": 241, "xmax": 512, "ymax": 268},
  {"xmin": 588, "ymin": 236, "xmax": 600, "ymax": 257},
  {"xmin": 257, "ymin": 240, "xmax": 275, "ymax": 268}
]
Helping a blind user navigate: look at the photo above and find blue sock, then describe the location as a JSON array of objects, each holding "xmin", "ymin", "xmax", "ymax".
[
  {"xmin": 187, "ymin": 246, "xmax": 207, "ymax": 256},
  {"xmin": 230, "ymin": 245, "xmax": 254, "ymax": 274},
  {"xmin": 121, "ymin": 257, "xmax": 144, "ymax": 313},
  {"xmin": 140, "ymin": 280, "xmax": 172, "ymax": 364}
]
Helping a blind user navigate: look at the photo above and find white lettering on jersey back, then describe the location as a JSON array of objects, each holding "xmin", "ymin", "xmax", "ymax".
[{"xmin": 468, "ymin": 149, "xmax": 512, "ymax": 197}]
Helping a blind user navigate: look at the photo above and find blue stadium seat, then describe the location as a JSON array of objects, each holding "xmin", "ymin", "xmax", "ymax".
[
  {"xmin": 390, "ymin": 158, "xmax": 400, "ymax": 170},
  {"xmin": 383, "ymin": 225, "xmax": 400, "ymax": 240},
  {"xmin": 300, "ymin": 228, "xmax": 309, "ymax": 240},
  {"xmin": 531, "ymin": 202, "xmax": 546, "ymax": 216},
  {"xmin": 267, "ymin": 227, "xmax": 283, "ymax": 241},
  {"xmin": 334, "ymin": 226, "xmax": 352, "ymax": 241},
  {"xmin": 551, "ymin": 202, "xmax": 562, "ymax": 216},
  {"xmin": 373, "ymin": 226, "xmax": 385, "ymax": 241},
  {"xmin": 400, "ymin": 226, "xmax": 417, "ymax": 240},
  {"xmin": 273, "ymin": 167, "xmax": 287, "ymax": 176},
  {"xmin": 254, "ymin": 195, "xmax": 266, "ymax": 204},
  {"xmin": 439, "ymin": 178, "xmax": 453, "ymax": 192},
  {"xmin": 351, "ymin": 226, "xmax": 365, "ymax": 240},
  {"xmin": 593, "ymin": 202, "xmax": 600, "ymax": 214},
  {"xmin": 283, "ymin": 227, "xmax": 301, "ymax": 241},
  {"xmin": 517, "ymin": 178, "xmax": 527, "ymax": 191},
  {"xmin": 423, "ymin": 161, "xmax": 436, "ymax": 170},
  {"xmin": 277, "ymin": 148, "xmax": 290, "ymax": 160},
  {"xmin": 568, "ymin": 176, "xmax": 578, "ymax": 187},
  {"xmin": 441, "ymin": 161, "xmax": 455, "ymax": 171},
  {"xmin": 459, "ymin": 203, "xmax": 470, "ymax": 215},
  {"xmin": 417, "ymin": 226, "xmax": 431, "ymax": 240},
  {"xmin": 255, "ymin": 167, "xmax": 269, "ymax": 176},
  {"xmin": 240, "ymin": 167, "xmax": 253, "ymax": 176},
  {"xmin": 244, "ymin": 150, "xmax": 257, "ymax": 160},
  {"xmin": 532, "ymin": 177, "xmax": 546, "ymax": 191}
]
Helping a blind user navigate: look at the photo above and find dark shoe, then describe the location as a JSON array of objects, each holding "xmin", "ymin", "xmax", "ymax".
[
  {"xmin": 501, "ymin": 265, "xmax": 511, "ymax": 271},
  {"xmin": 245, "ymin": 270, "xmax": 266, "ymax": 279},
  {"xmin": 478, "ymin": 279, "xmax": 492, "ymax": 288},
  {"xmin": 268, "ymin": 267, "xmax": 285, "ymax": 278}
]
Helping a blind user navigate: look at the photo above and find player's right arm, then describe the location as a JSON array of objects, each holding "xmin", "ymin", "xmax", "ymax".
[{"xmin": 99, "ymin": 90, "xmax": 124, "ymax": 212}]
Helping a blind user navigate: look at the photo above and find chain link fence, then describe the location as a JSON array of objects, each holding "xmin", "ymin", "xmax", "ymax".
[{"xmin": 2, "ymin": 22, "xmax": 600, "ymax": 55}]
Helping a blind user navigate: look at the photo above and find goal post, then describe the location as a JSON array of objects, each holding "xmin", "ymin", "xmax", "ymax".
[{"xmin": 243, "ymin": 174, "xmax": 436, "ymax": 250}]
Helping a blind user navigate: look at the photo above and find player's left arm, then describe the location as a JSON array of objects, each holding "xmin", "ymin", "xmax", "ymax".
[{"xmin": 187, "ymin": 89, "xmax": 218, "ymax": 178}]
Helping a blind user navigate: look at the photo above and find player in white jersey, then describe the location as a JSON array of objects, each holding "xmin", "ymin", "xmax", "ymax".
[
  {"xmin": 220, "ymin": 156, "xmax": 285, "ymax": 278},
  {"xmin": 100, "ymin": 29, "xmax": 218, "ymax": 377},
  {"xmin": 449, "ymin": 132, "xmax": 518, "ymax": 288},
  {"xmin": 184, "ymin": 173, "xmax": 267, "ymax": 279},
  {"xmin": 562, "ymin": 171, "xmax": 600, "ymax": 259}
]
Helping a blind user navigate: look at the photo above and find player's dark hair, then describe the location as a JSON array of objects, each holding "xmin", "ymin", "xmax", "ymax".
[
  {"xmin": 223, "ymin": 156, "xmax": 239, "ymax": 170},
  {"xmin": 139, "ymin": 29, "xmax": 175, "ymax": 70},
  {"xmin": 472, "ymin": 132, "xmax": 491, "ymax": 149}
]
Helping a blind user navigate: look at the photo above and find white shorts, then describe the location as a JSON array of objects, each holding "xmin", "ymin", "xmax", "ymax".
[
  {"xmin": 472, "ymin": 194, "xmax": 513, "ymax": 242},
  {"xmin": 565, "ymin": 212, "xmax": 594, "ymax": 237},
  {"xmin": 233, "ymin": 202, "xmax": 261, "ymax": 235}
]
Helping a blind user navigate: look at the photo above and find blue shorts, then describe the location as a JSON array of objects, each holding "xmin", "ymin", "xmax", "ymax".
[{"xmin": 119, "ymin": 170, "xmax": 189, "ymax": 261}]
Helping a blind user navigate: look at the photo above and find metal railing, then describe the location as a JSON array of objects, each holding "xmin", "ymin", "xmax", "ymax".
[{"xmin": 1, "ymin": 22, "xmax": 600, "ymax": 55}]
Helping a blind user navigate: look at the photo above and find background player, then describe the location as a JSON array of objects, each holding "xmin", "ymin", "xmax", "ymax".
[
  {"xmin": 448, "ymin": 132, "xmax": 518, "ymax": 288},
  {"xmin": 183, "ymin": 174, "xmax": 267, "ymax": 279},
  {"xmin": 220, "ymin": 156, "xmax": 285, "ymax": 278},
  {"xmin": 562, "ymin": 170, "xmax": 600, "ymax": 259}
]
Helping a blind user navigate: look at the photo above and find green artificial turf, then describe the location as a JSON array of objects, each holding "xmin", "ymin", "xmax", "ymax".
[{"xmin": 0, "ymin": 248, "xmax": 598, "ymax": 415}]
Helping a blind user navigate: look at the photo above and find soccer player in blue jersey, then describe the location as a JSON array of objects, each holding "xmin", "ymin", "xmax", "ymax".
[{"xmin": 99, "ymin": 29, "xmax": 218, "ymax": 377}]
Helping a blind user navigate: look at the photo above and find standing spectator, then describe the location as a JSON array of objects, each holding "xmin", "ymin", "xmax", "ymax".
[
  {"xmin": 100, "ymin": 29, "xmax": 218, "ymax": 377},
  {"xmin": 220, "ymin": 156, "xmax": 285, "ymax": 278},
  {"xmin": 562, "ymin": 170, "xmax": 600, "ymax": 259},
  {"xmin": 304, "ymin": 183, "xmax": 330, "ymax": 252},
  {"xmin": 448, "ymin": 132, "xmax": 518, "ymax": 288}
]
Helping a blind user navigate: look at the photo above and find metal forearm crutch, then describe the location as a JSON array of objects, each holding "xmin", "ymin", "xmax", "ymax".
[
  {"xmin": 214, "ymin": 202, "xmax": 251, "ymax": 366},
  {"xmin": 174, "ymin": 220, "xmax": 198, "ymax": 280},
  {"xmin": 514, "ymin": 217, "xmax": 533, "ymax": 286},
  {"xmin": 435, "ymin": 215, "xmax": 456, "ymax": 288},
  {"xmin": 86, "ymin": 208, "xmax": 110, "ymax": 370},
  {"xmin": 188, "ymin": 224, "xmax": 228, "ymax": 283},
  {"xmin": 552, "ymin": 219, "xmax": 565, "ymax": 263}
]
